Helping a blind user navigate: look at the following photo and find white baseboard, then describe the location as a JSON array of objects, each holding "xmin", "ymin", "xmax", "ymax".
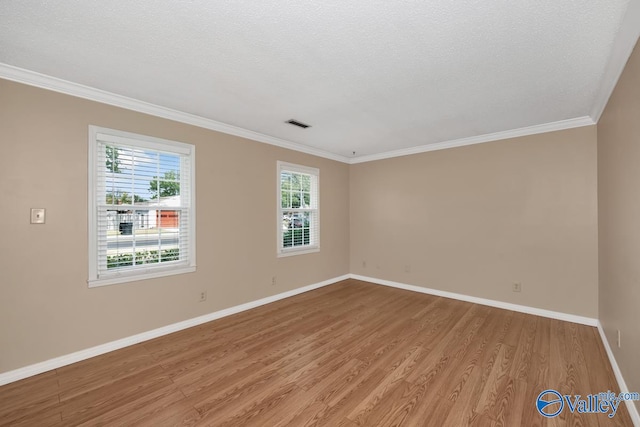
[
  {"xmin": 4, "ymin": 271, "xmax": 634, "ymax": 425},
  {"xmin": 0, "ymin": 274, "xmax": 350, "ymax": 386},
  {"xmin": 596, "ymin": 321, "xmax": 640, "ymax": 426},
  {"xmin": 349, "ymin": 274, "xmax": 640, "ymax": 424},
  {"xmin": 348, "ymin": 274, "xmax": 598, "ymax": 326}
]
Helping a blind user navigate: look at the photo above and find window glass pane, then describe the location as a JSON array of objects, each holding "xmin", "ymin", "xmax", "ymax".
[
  {"xmin": 156, "ymin": 210, "xmax": 180, "ymax": 262},
  {"xmin": 105, "ymin": 146, "xmax": 119, "ymax": 173},
  {"xmin": 282, "ymin": 209, "xmax": 309, "ymax": 248},
  {"xmin": 281, "ymin": 172, "xmax": 291, "ymax": 190},
  {"xmin": 92, "ymin": 128, "xmax": 195, "ymax": 286},
  {"xmin": 282, "ymin": 212, "xmax": 294, "ymax": 248},
  {"xmin": 157, "ymin": 175, "xmax": 180, "ymax": 199},
  {"xmin": 106, "ymin": 209, "xmax": 182, "ymax": 270},
  {"xmin": 291, "ymin": 191, "xmax": 301, "ymax": 208},
  {"xmin": 291, "ymin": 173, "xmax": 302, "ymax": 191},
  {"xmin": 301, "ymin": 175, "xmax": 311, "ymax": 192},
  {"xmin": 278, "ymin": 163, "xmax": 318, "ymax": 255},
  {"xmin": 106, "ymin": 208, "xmax": 135, "ymax": 269},
  {"xmin": 104, "ymin": 146, "xmax": 181, "ymax": 206}
]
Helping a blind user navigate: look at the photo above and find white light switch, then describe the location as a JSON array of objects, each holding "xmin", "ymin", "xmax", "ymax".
[{"xmin": 31, "ymin": 208, "xmax": 46, "ymax": 224}]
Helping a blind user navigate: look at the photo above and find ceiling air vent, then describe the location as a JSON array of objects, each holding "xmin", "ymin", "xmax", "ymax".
[{"xmin": 286, "ymin": 119, "xmax": 311, "ymax": 129}]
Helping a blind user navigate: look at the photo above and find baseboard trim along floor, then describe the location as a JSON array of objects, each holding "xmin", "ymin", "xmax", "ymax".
[
  {"xmin": 349, "ymin": 274, "xmax": 639, "ymax": 425},
  {"xmin": 2, "ymin": 272, "xmax": 637, "ymax": 426},
  {"xmin": 349, "ymin": 274, "xmax": 598, "ymax": 326},
  {"xmin": 0, "ymin": 274, "xmax": 349, "ymax": 387},
  {"xmin": 596, "ymin": 320, "xmax": 640, "ymax": 425}
]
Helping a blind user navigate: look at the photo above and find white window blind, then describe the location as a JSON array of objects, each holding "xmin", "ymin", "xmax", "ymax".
[
  {"xmin": 88, "ymin": 126, "xmax": 196, "ymax": 287},
  {"xmin": 277, "ymin": 161, "xmax": 319, "ymax": 256}
]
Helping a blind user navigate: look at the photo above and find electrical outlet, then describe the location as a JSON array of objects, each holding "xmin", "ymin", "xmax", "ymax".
[
  {"xmin": 617, "ymin": 329, "xmax": 621, "ymax": 348},
  {"xmin": 271, "ymin": 276, "xmax": 276, "ymax": 286},
  {"xmin": 199, "ymin": 291, "xmax": 207, "ymax": 302},
  {"xmin": 404, "ymin": 265, "xmax": 411, "ymax": 273},
  {"xmin": 512, "ymin": 282, "xmax": 522, "ymax": 292}
]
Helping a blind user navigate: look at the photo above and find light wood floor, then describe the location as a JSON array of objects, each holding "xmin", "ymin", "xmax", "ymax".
[{"xmin": 0, "ymin": 279, "xmax": 633, "ymax": 426}]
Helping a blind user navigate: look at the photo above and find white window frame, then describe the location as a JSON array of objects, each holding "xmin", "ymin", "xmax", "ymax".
[
  {"xmin": 88, "ymin": 126, "xmax": 196, "ymax": 287},
  {"xmin": 277, "ymin": 161, "xmax": 320, "ymax": 257}
]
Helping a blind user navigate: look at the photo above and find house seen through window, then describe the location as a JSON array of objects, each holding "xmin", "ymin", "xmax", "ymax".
[{"xmin": 88, "ymin": 126, "xmax": 196, "ymax": 287}]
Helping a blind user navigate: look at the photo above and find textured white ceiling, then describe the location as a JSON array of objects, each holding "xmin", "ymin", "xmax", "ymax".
[{"xmin": 0, "ymin": 0, "xmax": 634, "ymax": 160}]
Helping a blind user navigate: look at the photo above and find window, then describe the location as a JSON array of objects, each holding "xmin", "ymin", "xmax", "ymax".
[
  {"xmin": 277, "ymin": 161, "xmax": 319, "ymax": 256},
  {"xmin": 88, "ymin": 126, "xmax": 196, "ymax": 287}
]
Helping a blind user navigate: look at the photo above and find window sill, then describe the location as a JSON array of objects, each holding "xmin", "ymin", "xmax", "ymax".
[
  {"xmin": 277, "ymin": 246, "xmax": 320, "ymax": 258},
  {"xmin": 88, "ymin": 265, "xmax": 196, "ymax": 288}
]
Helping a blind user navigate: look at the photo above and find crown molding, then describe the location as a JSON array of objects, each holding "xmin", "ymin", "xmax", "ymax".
[
  {"xmin": 590, "ymin": 0, "xmax": 640, "ymax": 122},
  {"xmin": 349, "ymin": 116, "xmax": 596, "ymax": 164},
  {"xmin": 0, "ymin": 63, "xmax": 601, "ymax": 165},
  {"xmin": 0, "ymin": 63, "xmax": 351, "ymax": 163}
]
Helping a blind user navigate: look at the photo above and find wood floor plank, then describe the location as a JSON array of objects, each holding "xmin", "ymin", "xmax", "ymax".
[
  {"xmin": 396, "ymin": 325, "xmax": 491, "ymax": 424},
  {"xmin": 519, "ymin": 379, "xmax": 549, "ymax": 427},
  {"xmin": 273, "ymin": 400, "xmax": 329, "ymax": 427},
  {"xmin": 190, "ymin": 367, "xmax": 295, "ymax": 426},
  {"xmin": 57, "ymin": 345, "xmax": 157, "ymax": 402},
  {"xmin": 59, "ymin": 365, "xmax": 173, "ymax": 424},
  {"xmin": 0, "ymin": 279, "xmax": 633, "ymax": 426},
  {"xmin": 473, "ymin": 343, "xmax": 517, "ymax": 418},
  {"xmin": 216, "ymin": 382, "xmax": 311, "ymax": 427},
  {"xmin": 437, "ymin": 307, "xmax": 506, "ymax": 403},
  {"xmin": 0, "ymin": 371, "xmax": 60, "ymax": 425},
  {"xmin": 7, "ymin": 411, "xmax": 62, "ymax": 427},
  {"xmin": 312, "ymin": 360, "xmax": 375, "ymax": 407},
  {"xmin": 442, "ymin": 365, "xmax": 489, "ymax": 427},
  {"xmin": 346, "ymin": 345, "xmax": 423, "ymax": 425},
  {"xmin": 0, "ymin": 394, "xmax": 61, "ymax": 427},
  {"xmin": 529, "ymin": 316, "xmax": 552, "ymax": 389},
  {"xmin": 509, "ymin": 314, "xmax": 538, "ymax": 382},
  {"xmin": 349, "ymin": 378, "xmax": 416, "ymax": 426},
  {"xmin": 75, "ymin": 387, "xmax": 186, "ymax": 426},
  {"xmin": 307, "ymin": 368, "xmax": 390, "ymax": 426},
  {"xmin": 212, "ymin": 382, "xmax": 301, "ymax": 427},
  {"xmin": 159, "ymin": 345, "xmax": 249, "ymax": 380},
  {"xmin": 173, "ymin": 351, "xmax": 266, "ymax": 398},
  {"xmin": 403, "ymin": 303, "xmax": 483, "ymax": 385},
  {"xmin": 127, "ymin": 397, "xmax": 201, "ymax": 426}
]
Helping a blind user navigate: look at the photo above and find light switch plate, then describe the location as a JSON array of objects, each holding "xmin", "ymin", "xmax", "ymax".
[{"xmin": 31, "ymin": 208, "xmax": 46, "ymax": 224}]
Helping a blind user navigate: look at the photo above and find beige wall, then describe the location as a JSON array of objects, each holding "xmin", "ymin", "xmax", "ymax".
[
  {"xmin": 0, "ymin": 79, "xmax": 350, "ymax": 373},
  {"xmin": 350, "ymin": 127, "xmax": 599, "ymax": 317},
  {"xmin": 598, "ymin": 39, "xmax": 640, "ymax": 411}
]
